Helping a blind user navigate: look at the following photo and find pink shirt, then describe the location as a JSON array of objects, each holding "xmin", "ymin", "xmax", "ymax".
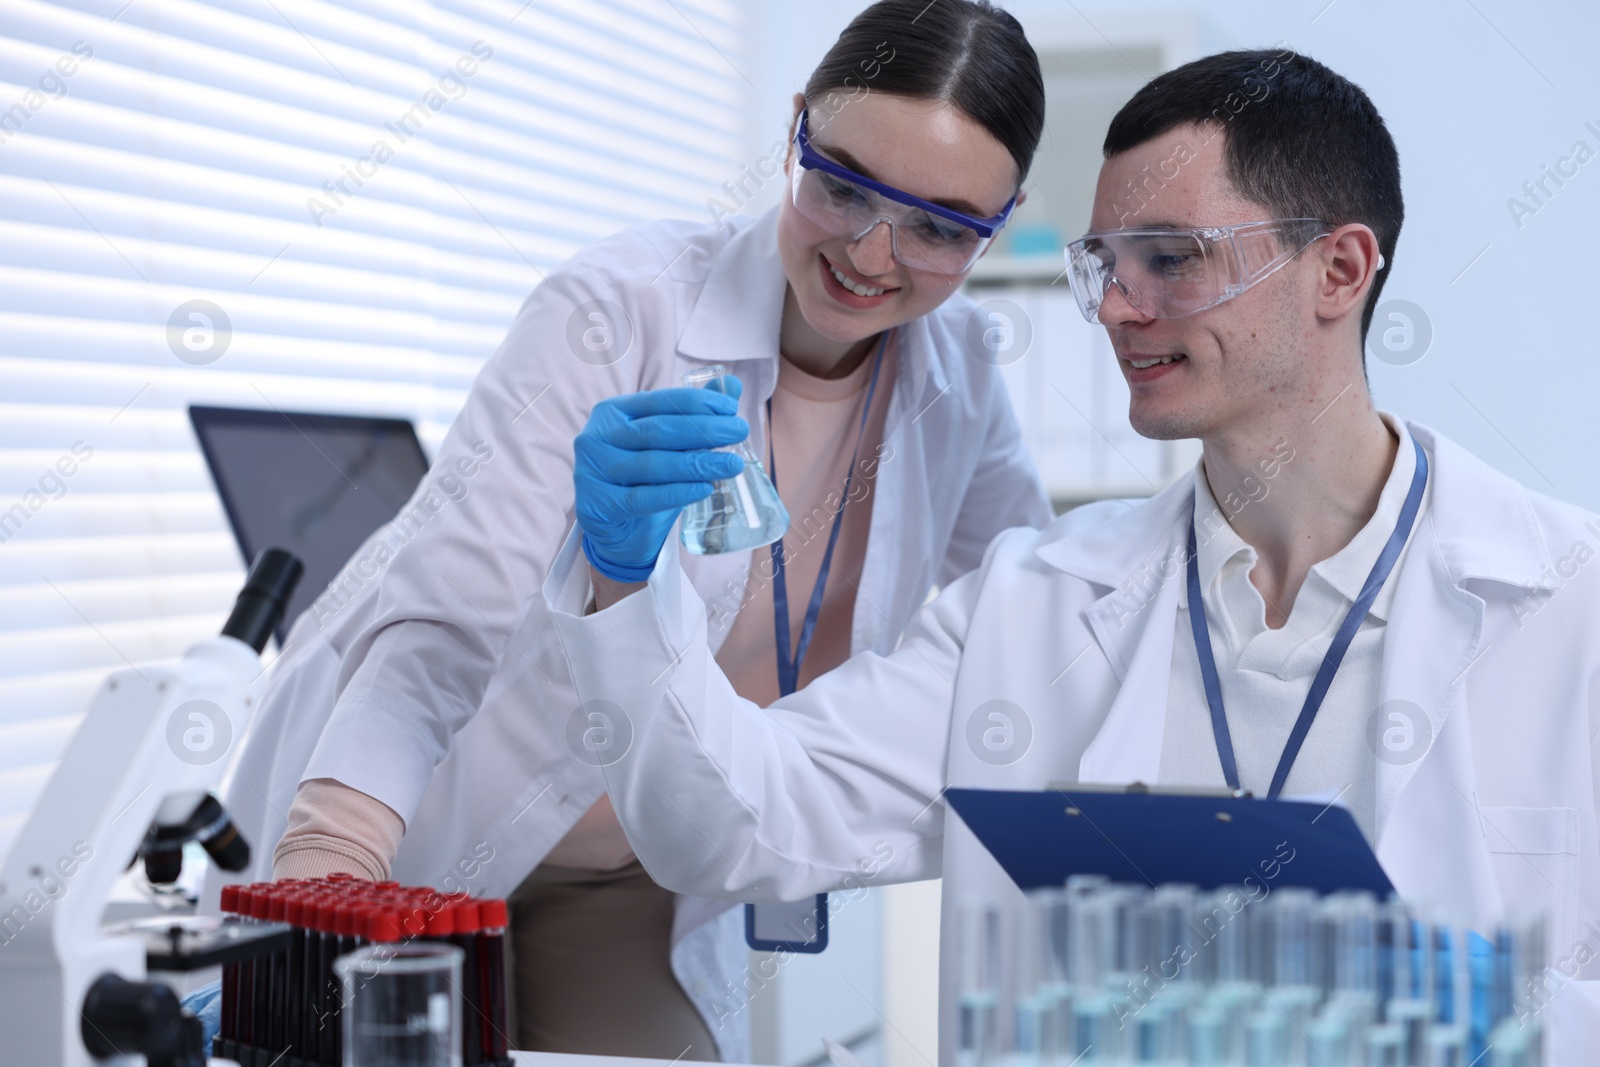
[{"xmin": 715, "ymin": 334, "xmax": 899, "ymax": 706}]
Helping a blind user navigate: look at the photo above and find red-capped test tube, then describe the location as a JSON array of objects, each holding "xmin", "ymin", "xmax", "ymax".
[{"xmin": 478, "ymin": 898, "xmax": 509, "ymax": 1063}]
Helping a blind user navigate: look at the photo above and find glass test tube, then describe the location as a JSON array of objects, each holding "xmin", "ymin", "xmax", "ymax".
[
  {"xmin": 1012, "ymin": 890, "xmax": 1068, "ymax": 1067},
  {"xmin": 1326, "ymin": 891, "xmax": 1380, "ymax": 1033},
  {"xmin": 1383, "ymin": 898, "xmax": 1434, "ymax": 1067},
  {"xmin": 219, "ymin": 884, "xmax": 240, "ymax": 1051},
  {"xmin": 1037, "ymin": 887, "xmax": 1074, "ymax": 1063},
  {"xmin": 1067, "ymin": 881, "xmax": 1124, "ymax": 1062},
  {"xmin": 1244, "ymin": 1008, "xmax": 1289, "ymax": 1067},
  {"xmin": 1503, "ymin": 911, "xmax": 1548, "ymax": 1067},
  {"xmin": 955, "ymin": 900, "xmax": 1003, "ymax": 1067},
  {"xmin": 479, "ymin": 898, "xmax": 509, "ymax": 1063}
]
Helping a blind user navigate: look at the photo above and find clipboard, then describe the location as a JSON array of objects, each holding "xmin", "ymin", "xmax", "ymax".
[{"xmin": 945, "ymin": 786, "xmax": 1393, "ymax": 895}]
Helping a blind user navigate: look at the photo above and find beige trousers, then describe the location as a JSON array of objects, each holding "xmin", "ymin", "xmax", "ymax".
[{"xmin": 506, "ymin": 859, "xmax": 718, "ymax": 1060}]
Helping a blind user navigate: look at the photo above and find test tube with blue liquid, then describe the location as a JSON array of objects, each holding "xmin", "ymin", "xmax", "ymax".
[
  {"xmin": 956, "ymin": 900, "xmax": 1003, "ymax": 1067},
  {"xmin": 1011, "ymin": 890, "xmax": 1070, "ymax": 1067},
  {"xmin": 1325, "ymin": 890, "xmax": 1380, "ymax": 1032},
  {"xmin": 679, "ymin": 365, "xmax": 790, "ymax": 555},
  {"xmin": 1067, "ymin": 878, "xmax": 1124, "ymax": 1063},
  {"xmin": 1380, "ymin": 897, "xmax": 1434, "ymax": 1066},
  {"xmin": 1146, "ymin": 885, "xmax": 1202, "ymax": 1063},
  {"xmin": 1267, "ymin": 888, "xmax": 1324, "ymax": 1067}
]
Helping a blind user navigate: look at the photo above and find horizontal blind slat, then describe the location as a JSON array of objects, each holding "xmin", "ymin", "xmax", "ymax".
[{"xmin": 0, "ymin": 0, "xmax": 747, "ymax": 823}]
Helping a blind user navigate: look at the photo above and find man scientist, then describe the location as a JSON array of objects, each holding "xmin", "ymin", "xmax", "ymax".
[{"xmin": 546, "ymin": 49, "xmax": 1600, "ymax": 1060}]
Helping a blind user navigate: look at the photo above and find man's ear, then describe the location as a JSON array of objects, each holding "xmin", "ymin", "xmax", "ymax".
[{"xmin": 1316, "ymin": 223, "xmax": 1383, "ymax": 326}]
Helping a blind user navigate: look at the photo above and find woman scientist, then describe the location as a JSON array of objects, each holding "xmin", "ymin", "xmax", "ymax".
[{"xmin": 216, "ymin": 0, "xmax": 1051, "ymax": 1058}]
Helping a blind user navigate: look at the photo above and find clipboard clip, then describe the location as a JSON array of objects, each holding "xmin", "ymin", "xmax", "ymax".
[{"xmin": 1048, "ymin": 780, "xmax": 1254, "ymax": 799}]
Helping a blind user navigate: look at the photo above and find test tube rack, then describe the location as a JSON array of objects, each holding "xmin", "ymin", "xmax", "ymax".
[
  {"xmin": 954, "ymin": 880, "xmax": 1550, "ymax": 1067},
  {"xmin": 213, "ymin": 875, "xmax": 513, "ymax": 1067}
]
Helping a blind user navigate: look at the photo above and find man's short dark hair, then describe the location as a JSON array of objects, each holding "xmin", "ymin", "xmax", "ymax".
[{"xmin": 1104, "ymin": 48, "xmax": 1403, "ymax": 342}]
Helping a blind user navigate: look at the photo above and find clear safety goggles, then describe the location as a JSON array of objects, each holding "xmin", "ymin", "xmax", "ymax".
[
  {"xmin": 790, "ymin": 108, "xmax": 1017, "ymax": 276},
  {"xmin": 1064, "ymin": 218, "xmax": 1349, "ymax": 321}
]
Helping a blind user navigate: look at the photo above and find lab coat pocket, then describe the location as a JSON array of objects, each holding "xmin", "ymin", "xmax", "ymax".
[{"xmin": 1481, "ymin": 806, "xmax": 1579, "ymax": 957}]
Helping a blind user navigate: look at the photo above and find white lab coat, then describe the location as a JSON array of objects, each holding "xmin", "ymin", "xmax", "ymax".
[
  {"xmin": 545, "ymin": 421, "xmax": 1600, "ymax": 1063},
  {"xmin": 212, "ymin": 206, "xmax": 1052, "ymax": 1059}
]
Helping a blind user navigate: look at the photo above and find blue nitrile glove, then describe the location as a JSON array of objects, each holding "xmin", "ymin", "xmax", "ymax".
[
  {"xmin": 574, "ymin": 380, "xmax": 748, "ymax": 582},
  {"xmin": 180, "ymin": 978, "xmax": 223, "ymax": 1050}
]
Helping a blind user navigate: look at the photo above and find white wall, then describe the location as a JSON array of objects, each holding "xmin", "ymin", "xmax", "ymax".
[{"xmin": 746, "ymin": 0, "xmax": 1600, "ymax": 509}]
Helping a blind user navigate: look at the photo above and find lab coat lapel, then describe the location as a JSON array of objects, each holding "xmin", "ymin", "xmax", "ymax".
[
  {"xmin": 1373, "ymin": 423, "xmax": 1548, "ymax": 930},
  {"xmin": 676, "ymin": 209, "xmax": 787, "ymax": 372},
  {"xmin": 1077, "ymin": 575, "xmax": 1181, "ymax": 785},
  {"xmin": 1036, "ymin": 475, "xmax": 1194, "ymax": 786},
  {"xmin": 672, "ymin": 209, "xmax": 785, "ymax": 490},
  {"xmin": 1371, "ymin": 517, "xmax": 1502, "ymax": 928}
]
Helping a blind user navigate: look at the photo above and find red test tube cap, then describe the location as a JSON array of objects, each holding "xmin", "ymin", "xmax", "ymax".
[
  {"xmin": 449, "ymin": 900, "xmax": 481, "ymax": 933},
  {"xmin": 367, "ymin": 908, "xmax": 403, "ymax": 944},
  {"xmin": 478, "ymin": 899, "xmax": 507, "ymax": 929},
  {"xmin": 421, "ymin": 903, "xmax": 455, "ymax": 939}
]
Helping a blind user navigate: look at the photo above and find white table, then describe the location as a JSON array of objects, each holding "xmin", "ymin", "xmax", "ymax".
[{"xmin": 511, "ymin": 1054, "xmax": 760, "ymax": 1067}]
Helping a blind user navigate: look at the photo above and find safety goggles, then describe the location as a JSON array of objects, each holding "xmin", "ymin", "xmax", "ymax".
[
  {"xmin": 1064, "ymin": 218, "xmax": 1339, "ymax": 321},
  {"xmin": 790, "ymin": 108, "xmax": 1017, "ymax": 276}
]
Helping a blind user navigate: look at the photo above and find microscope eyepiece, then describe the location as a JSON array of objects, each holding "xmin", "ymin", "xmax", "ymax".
[
  {"xmin": 142, "ymin": 793, "xmax": 251, "ymax": 884},
  {"xmin": 220, "ymin": 547, "xmax": 304, "ymax": 653}
]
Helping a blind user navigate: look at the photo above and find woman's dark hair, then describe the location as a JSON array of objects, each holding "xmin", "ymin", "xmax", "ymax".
[
  {"xmin": 1104, "ymin": 49, "xmax": 1403, "ymax": 343},
  {"xmin": 804, "ymin": 0, "xmax": 1045, "ymax": 184}
]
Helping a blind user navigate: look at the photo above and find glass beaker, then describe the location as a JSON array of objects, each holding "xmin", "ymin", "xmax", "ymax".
[
  {"xmin": 334, "ymin": 942, "xmax": 463, "ymax": 1067},
  {"xmin": 679, "ymin": 365, "xmax": 790, "ymax": 554}
]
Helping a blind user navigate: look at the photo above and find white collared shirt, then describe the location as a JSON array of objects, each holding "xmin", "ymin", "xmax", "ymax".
[{"xmin": 1158, "ymin": 414, "xmax": 1430, "ymax": 840}]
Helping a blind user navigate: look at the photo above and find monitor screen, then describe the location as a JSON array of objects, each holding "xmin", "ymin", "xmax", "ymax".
[{"xmin": 189, "ymin": 405, "xmax": 431, "ymax": 644}]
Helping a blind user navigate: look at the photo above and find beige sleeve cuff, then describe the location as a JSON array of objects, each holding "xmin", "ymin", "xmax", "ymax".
[{"xmin": 272, "ymin": 778, "xmax": 406, "ymax": 883}]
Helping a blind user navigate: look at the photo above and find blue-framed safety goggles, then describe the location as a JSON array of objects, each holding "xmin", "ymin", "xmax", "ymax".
[{"xmin": 790, "ymin": 108, "xmax": 1017, "ymax": 275}]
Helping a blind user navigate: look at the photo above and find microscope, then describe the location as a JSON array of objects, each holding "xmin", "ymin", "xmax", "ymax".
[{"xmin": 0, "ymin": 550, "xmax": 302, "ymax": 1066}]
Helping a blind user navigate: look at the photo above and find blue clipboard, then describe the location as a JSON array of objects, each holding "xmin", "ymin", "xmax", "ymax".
[{"xmin": 946, "ymin": 786, "xmax": 1393, "ymax": 895}]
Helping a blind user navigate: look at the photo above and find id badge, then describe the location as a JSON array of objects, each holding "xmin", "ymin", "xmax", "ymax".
[{"xmin": 744, "ymin": 896, "xmax": 829, "ymax": 953}]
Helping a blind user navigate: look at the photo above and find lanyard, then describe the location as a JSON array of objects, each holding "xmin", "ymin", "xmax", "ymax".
[
  {"xmin": 1186, "ymin": 435, "xmax": 1428, "ymax": 799},
  {"xmin": 767, "ymin": 332, "xmax": 889, "ymax": 697}
]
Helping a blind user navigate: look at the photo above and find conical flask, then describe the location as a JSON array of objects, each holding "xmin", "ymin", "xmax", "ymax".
[{"xmin": 680, "ymin": 365, "xmax": 790, "ymax": 555}]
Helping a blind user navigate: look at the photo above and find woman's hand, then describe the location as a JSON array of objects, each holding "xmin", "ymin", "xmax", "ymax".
[{"xmin": 573, "ymin": 382, "xmax": 748, "ymax": 585}]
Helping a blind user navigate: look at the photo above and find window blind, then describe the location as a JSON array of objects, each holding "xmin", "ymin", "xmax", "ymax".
[{"xmin": 0, "ymin": 0, "xmax": 746, "ymax": 857}]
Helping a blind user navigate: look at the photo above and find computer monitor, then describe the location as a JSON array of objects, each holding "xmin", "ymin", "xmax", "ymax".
[{"xmin": 188, "ymin": 405, "xmax": 431, "ymax": 645}]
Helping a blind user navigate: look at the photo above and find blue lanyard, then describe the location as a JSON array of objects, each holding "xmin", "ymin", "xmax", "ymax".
[
  {"xmin": 767, "ymin": 333, "xmax": 889, "ymax": 697},
  {"xmin": 1186, "ymin": 435, "xmax": 1428, "ymax": 799}
]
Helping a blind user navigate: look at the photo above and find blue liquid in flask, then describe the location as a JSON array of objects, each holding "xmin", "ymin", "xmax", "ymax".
[{"xmin": 680, "ymin": 365, "xmax": 790, "ymax": 555}]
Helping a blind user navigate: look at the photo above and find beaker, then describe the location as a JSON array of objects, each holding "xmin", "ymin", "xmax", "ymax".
[
  {"xmin": 334, "ymin": 942, "xmax": 463, "ymax": 1067},
  {"xmin": 679, "ymin": 365, "xmax": 790, "ymax": 555}
]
